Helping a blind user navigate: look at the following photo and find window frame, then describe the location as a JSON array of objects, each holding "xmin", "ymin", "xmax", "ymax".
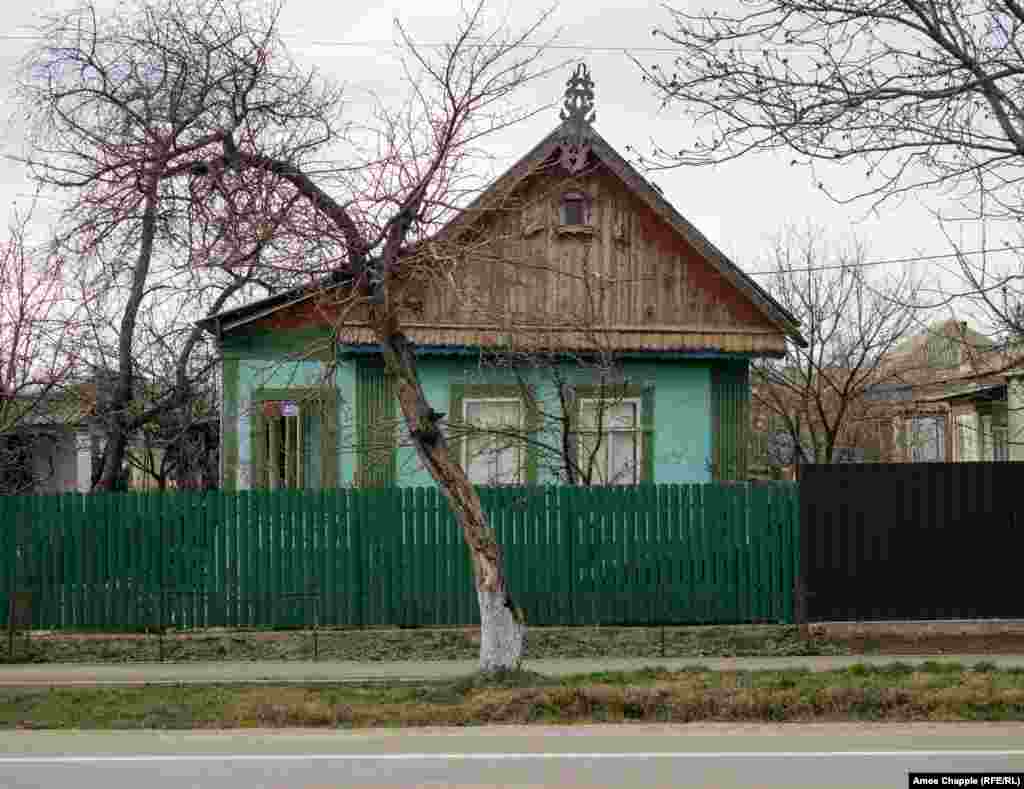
[
  {"xmin": 906, "ymin": 414, "xmax": 946, "ymax": 462},
  {"xmin": 263, "ymin": 400, "xmax": 306, "ymax": 489},
  {"xmin": 558, "ymin": 191, "xmax": 592, "ymax": 227},
  {"xmin": 569, "ymin": 382, "xmax": 654, "ymax": 485},
  {"xmin": 992, "ymin": 424, "xmax": 1010, "ymax": 462},
  {"xmin": 450, "ymin": 383, "xmax": 539, "ymax": 486},
  {"xmin": 251, "ymin": 386, "xmax": 338, "ymax": 490},
  {"xmin": 462, "ymin": 396, "xmax": 526, "ymax": 486},
  {"xmin": 575, "ymin": 396, "xmax": 643, "ymax": 486},
  {"xmin": 954, "ymin": 413, "xmax": 978, "ymax": 462}
]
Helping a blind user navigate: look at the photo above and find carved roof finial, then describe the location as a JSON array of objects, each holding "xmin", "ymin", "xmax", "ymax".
[
  {"xmin": 558, "ymin": 63, "xmax": 595, "ymax": 174},
  {"xmin": 560, "ymin": 62, "xmax": 596, "ymax": 130}
]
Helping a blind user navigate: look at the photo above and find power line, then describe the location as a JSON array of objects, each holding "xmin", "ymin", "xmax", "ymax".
[
  {"xmin": 742, "ymin": 244, "xmax": 1024, "ymax": 277},
  {"xmin": 0, "ymin": 31, "xmax": 800, "ymax": 54}
]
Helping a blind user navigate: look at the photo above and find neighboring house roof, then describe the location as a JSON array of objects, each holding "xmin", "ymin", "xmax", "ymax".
[
  {"xmin": 198, "ymin": 119, "xmax": 806, "ymax": 348},
  {"xmin": 921, "ymin": 381, "xmax": 1007, "ymax": 404},
  {"xmin": 885, "ymin": 319, "xmax": 995, "ymax": 375},
  {"xmin": 1, "ymin": 384, "xmax": 97, "ymax": 429},
  {"xmin": 864, "ymin": 320, "xmax": 1024, "ymax": 414}
]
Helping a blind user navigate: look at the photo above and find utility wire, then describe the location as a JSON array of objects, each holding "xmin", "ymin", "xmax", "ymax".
[
  {"xmin": 742, "ymin": 244, "xmax": 1024, "ymax": 277},
  {"xmin": 0, "ymin": 31, "xmax": 812, "ymax": 54}
]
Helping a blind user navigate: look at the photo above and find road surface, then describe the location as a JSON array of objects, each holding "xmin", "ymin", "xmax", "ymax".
[{"xmin": 0, "ymin": 723, "xmax": 1020, "ymax": 788}]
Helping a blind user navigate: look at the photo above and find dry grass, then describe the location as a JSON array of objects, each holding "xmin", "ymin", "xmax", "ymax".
[{"xmin": 2, "ymin": 663, "xmax": 1022, "ymax": 729}]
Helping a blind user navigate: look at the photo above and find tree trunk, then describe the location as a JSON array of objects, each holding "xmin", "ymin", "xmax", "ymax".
[
  {"xmin": 375, "ymin": 321, "xmax": 524, "ymax": 671},
  {"xmin": 477, "ymin": 576, "xmax": 525, "ymax": 672},
  {"xmin": 95, "ymin": 169, "xmax": 161, "ymax": 491}
]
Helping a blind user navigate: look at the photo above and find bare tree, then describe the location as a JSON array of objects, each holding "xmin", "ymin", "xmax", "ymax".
[
  {"xmin": 466, "ymin": 266, "xmax": 650, "ymax": 487},
  {"xmin": 18, "ymin": 0, "xmax": 328, "ymax": 490},
  {"xmin": 468, "ymin": 349, "xmax": 645, "ymax": 487},
  {"xmin": 640, "ymin": 1, "xmax": 1024, "ymax": 206},
  {"xmin": 751, "ymin": 227, "xmax": 923, "ymax": 469},
  {"xmin": 21, "ymin": 0, "xmax": 556, "ymax": 670},
  {"xmin": 637, "ymin": 1, "xmax": 1024, "ymax": 339},
  {"xmin": 0, "ymin": 207, "xmax": 78, "ymax": 494}
]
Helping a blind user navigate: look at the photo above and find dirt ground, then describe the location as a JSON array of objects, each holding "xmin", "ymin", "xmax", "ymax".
[
  {"xmin": 9, "ymin": 620, "xmax": 1023, "ymax": 665},
  {"xmin": 808, "ymin": 620, "xmax": 1024, "ymax": 655}
]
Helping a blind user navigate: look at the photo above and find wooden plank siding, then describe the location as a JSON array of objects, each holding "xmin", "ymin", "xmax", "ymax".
[
  {"xmin": 712, "ymin": 361, "xmax": 751, "ymax": 481},
  {"xmin": 238, "ymin": 164, "xmax": 787, "ymax": 356},
  {"xmin": 424, "ymin": 166, "xmax": 783, "ymax": 348},
  {"xmin": 355, "ymin": 359, "xmax": 397, "ymax": 487}
]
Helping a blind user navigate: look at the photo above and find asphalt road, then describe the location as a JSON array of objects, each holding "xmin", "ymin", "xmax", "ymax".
[{"xmin": 0, "ymin": 723, "xmax": 1021, "ymax": 788}]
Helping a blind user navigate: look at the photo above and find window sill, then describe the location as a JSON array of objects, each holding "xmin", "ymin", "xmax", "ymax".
[{"xmin": 556, "ymin": 224, "xmax": 595, "ymax": 238}]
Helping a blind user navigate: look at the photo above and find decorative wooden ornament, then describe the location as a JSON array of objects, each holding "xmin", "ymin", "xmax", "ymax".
[{"xmin": 559, "ymin": 63, "xmax": 595, "ymax": 174}]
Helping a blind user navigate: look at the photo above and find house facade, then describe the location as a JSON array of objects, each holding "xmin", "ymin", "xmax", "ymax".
[
  {"xmin": 201, "ymin": 67, "xmax": 805, "ymax": 490},
  {"xmin": 749, "ymin": 318, "xmax": 1024, "ymax": 474},
  {"xmin": 1, "ymin": 377, "xmax": 217, "ymax": 494},
  {"xmin": 1, "ymin": 385, "xmax": 99, "ymax": 494},
  {"xmin": 870, "ymin": 320, "xmax": 1024, "ymax": 464}
]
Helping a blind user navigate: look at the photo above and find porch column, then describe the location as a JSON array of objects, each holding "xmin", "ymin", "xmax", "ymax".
[
  {"xmin": 1008, "ymin": 374, "xmax": 1024, "ymax": 462},
  {"xmin": 75, "ymin": 429, "xmax": 93, "ymax": 492}
]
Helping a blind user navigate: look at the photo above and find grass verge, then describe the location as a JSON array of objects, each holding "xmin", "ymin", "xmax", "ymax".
[{"xmin": 2, "ymin": 662, "xmax": 1022, "ymax": 728}]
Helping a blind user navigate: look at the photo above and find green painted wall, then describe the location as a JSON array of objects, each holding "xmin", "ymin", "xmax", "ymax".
[
  {"xmin": 230, "ymin": 357, "xmax": 357, "ymax": 489},
  {"xmin": 398, "ymin": 356, "xmax": 713, "ymax": 486},
  {"xmin": 222, "ymin": 340, "xmax": 722, "ymax": 488}
]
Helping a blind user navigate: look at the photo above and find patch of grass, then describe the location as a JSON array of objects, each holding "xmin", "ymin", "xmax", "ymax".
[
  {"xmin": 920, "ymin": 660, "xmax": 965, "ymax": 674},
  {"xmin": 872, "ymin": 661, "xmax": 916, "ymax": 677},
  {"xmin": 2, "ymin": 665, "xmax": 1022, "ymax": 729},
  {"xmin": 858, "ymin": 637, "xmax": 883, "ymax": 654}
]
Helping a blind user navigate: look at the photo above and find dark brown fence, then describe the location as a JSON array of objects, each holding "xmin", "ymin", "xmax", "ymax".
[{"xmin": 798, "ymin": 463, "xmax": 1024, "ymax": 622}]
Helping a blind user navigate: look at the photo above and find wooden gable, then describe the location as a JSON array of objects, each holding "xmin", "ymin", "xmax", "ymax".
[
  {"xmin": 211, "ymin": 125, "xmax": 801, "ymax": 357},
  {"xmin": 409, "ymin": 159, "xmax": 787, "ymax": 354}
]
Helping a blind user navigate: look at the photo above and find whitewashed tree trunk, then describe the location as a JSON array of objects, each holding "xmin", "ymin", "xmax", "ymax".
[
  {"xmin": 478, "ymin": 583, "xmax": 525, "ymax": 672},
  {"xmin": 378, "ymin": 324, "xmax": 526, "ymax": 672}
]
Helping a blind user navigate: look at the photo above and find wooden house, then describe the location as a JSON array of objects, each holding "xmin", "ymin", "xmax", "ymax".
[{"xmin": 200, "ymin": 66, "xmax": 805, "ymax": 489}]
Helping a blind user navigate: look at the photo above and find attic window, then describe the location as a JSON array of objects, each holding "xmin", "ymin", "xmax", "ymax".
[{"xmin": 559, "ymin": 191, "xmax": 591, "ymax": 226}]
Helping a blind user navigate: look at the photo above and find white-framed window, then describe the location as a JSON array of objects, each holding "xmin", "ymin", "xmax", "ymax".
[
  {"xmin": 906, "ymin": 415, "xmax": 945, "ymax": 462},
  {"xmin": 576, "ymin": 398, "xmax": 642, "ymax": 485},
  {"xmin": 463, "ymin": 398, "xmax": 524, "ymax": 485},
  {"xmin": 559, "ymin": 191, "xmax": 592, "ymax": 226},
  {"xmin": 979, "ymin": 414, "xmax": 1010, "ymax": 462}
]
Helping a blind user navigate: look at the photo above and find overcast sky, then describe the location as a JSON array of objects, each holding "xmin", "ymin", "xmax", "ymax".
[{"xmin": 0, "ymin": 0, "xmax": 1012, "ymax": 329}]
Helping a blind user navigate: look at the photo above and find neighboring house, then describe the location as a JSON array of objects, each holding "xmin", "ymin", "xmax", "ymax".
[
  {"xmin": 859, "ymin": 320, "xmax": 1024, "ymax": 464},
  {"xmin": 0, "ymin": 375, "xmax": 217, "ymax": 494},
  {"xmin": 0, "ymin": 385, "xmax": 100, "ymax": 494},
  {"xmin": 939, "ymin": 382, "xmax": 1009, "ymax": 462},
  {"xmin": 747, "ymin": 319, "xmax": 1024, "ymax": 475},
  {"xmin": 199, "ymin": 67, "xmax": 806, "ymax": 490}
]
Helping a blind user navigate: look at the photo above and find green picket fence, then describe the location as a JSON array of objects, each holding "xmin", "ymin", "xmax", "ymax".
[{"xmin": 0, "ymin": 483, "xmax": 799, "ymax": 630}]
